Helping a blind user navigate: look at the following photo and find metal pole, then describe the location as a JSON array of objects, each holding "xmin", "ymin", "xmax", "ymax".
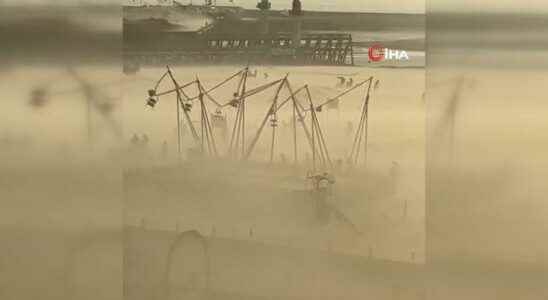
[
  {"xmin": 269, "ymin": 72, "xmax": 278, "ymax": 164},
  {"xmin": 348, "ymin": 78, "xmax": 373, "ymax": 165},
  {"xmin": 269, "ymin": 116, "xmax": 276, "ymax": 163},
  {"xmin": 363, "ymin": 80, "xmax": 372, "ymax": 168},
  {"xmin": 364, "ymin": 103, "xmax": 368, "ymax": 168},
  {"xmin": 233, "ymin": 70, "xmax": 246, "ymax": 159},
  {"xmin": 355, "ymin": 95, "xmax": 368, "ymax": 165},
  {"xmin": 228, "ymin": 100, "xmax": 241, "ymax": 157},
  {"xmin": 287, "ymin": 82, "xmax": 315, "ymax": 155},
  {"xmin": 241, "ymin": 68, "xmax": 248, "ymax": 159},
  {"xmin": 228, "ymin": 69, "xmax": 246, "ymax": 159},
  {"xmin": 313, "ymin": 109, "xmax": 332, "ymax": 168},
  {"xmin": 311, "ymin": 102, "xmax": 316, "ymax": 172},
  {"xmin": 200, "ymin": 95, "xmax": 205, "ymax": 154},
  {"xmin": 293, "ymin": 98, "xmax": 298, "ymax": 165},
  {"xmin": 244, "ymin": 78, "xmax": 286, "ymax": 160},
  {"xmin": 243, "ymin": 100, "xmax": 276, "ymax": 160},
  {"xmin": 305, "ymin": 86, "xmax": 331, "ymax": 168},
  {"xmin": 176, "ymin": 94, "xmax": 181, "ymax": 160},
  {"xmin": 197, "ymin": 85, "xmax": 218, "ymax": 157},
  {"xmin": 166, "ymin": 68, "xmax": 200, "ymax": 144}
]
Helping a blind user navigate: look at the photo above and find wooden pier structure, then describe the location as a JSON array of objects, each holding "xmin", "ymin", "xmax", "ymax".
[
  {"xmin": 124, "ymin": 32, "xmax": 354, "ymax": 67},
  {"xmin": 205, "ymin": 32, "xmax": 354, "ymax": 65}
]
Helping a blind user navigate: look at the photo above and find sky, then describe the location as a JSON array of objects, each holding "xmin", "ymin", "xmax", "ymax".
[
  {"xmin": 126, "ymin": 0, "xmax": 548, "ymax": 13},
  {"xmin": 4, "ymin": 0, "xmax": 548, "ymax": 14},
  {"xmin": 176, "ymin": 0, "xmax": 427, "ymax": 14},
  {"xmin": 0, "ymin": 0, "xmax": 425, "ymax": 14}
]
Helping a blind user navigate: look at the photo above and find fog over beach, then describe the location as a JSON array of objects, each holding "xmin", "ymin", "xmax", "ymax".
[{"xmin": 1, "ymin": 0, "xmax": 547, "ymax": 299}]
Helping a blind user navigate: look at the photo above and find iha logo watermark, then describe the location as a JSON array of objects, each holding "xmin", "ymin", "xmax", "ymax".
[{"xmin": 368, "ymin": 44, "xmax": 410, "ymax": 62}]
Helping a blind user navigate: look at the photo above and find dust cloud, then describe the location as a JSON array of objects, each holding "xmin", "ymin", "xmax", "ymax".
[
  {"xmin": 0, "ymin": 60, "xmax": 425, "ymax": 299},
  {"xmin": 425, "ymin": 11, "xmax": 548, "ymax": 300},
  {"xmin": 5, "ymin": 1, "xmax": 546, "ymax": 300},
  {"xmin": 123, "ymin": 64, "xmax": 426, "ymax": 299}
]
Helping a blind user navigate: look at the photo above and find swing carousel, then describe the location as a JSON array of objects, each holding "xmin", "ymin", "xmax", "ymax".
[{"xmin": 145, "ymin": 65, "xmax": 379, "ymax": 177}]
